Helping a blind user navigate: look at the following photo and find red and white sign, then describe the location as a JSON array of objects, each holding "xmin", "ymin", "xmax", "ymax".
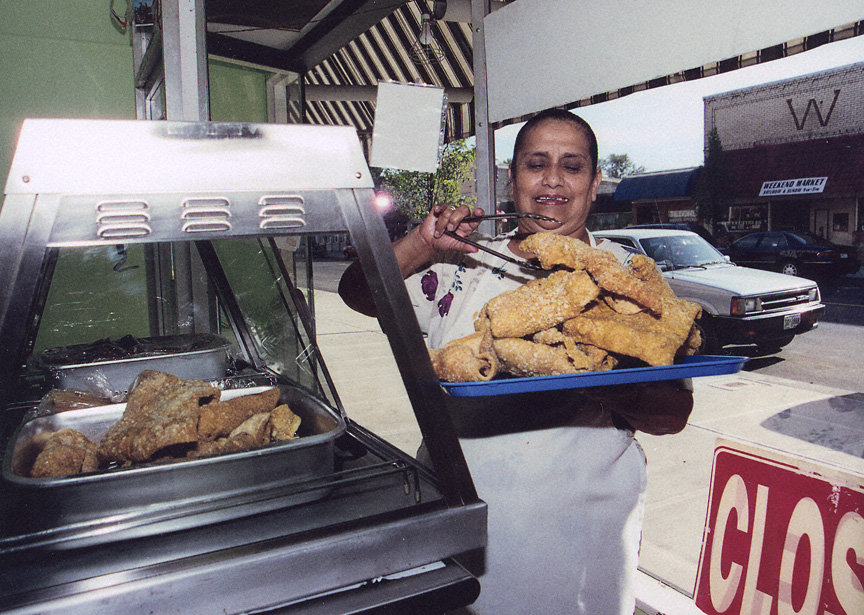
[{"xmin": 694, "ymin": 440, "xmax": 864, "ymax": 615}]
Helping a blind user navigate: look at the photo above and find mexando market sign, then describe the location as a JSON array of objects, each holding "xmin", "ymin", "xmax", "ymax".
[{"xmin": 759, "ymin": 177, "xmax": 828, "ymax": 197}]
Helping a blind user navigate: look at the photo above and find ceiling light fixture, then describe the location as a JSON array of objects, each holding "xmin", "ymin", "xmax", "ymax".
[{"xmin": 410, "ymin": 12, "xmax": 446, "ymax": 67}]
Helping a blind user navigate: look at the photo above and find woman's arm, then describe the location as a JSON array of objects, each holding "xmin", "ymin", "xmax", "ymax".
[{"xmin": 338, "ymin": 204, "xmax": 484, "ymax": 317}]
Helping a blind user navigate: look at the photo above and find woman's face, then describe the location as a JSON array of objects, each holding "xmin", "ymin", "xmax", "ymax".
[{"xmin": 508, "ymin": 119, "xmax": 601, "ymax": 242}]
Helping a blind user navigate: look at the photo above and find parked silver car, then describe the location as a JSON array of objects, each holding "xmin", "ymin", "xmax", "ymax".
[{"xmin": 594, "ymin": 229, "xmax": 825, "ymax": 354}]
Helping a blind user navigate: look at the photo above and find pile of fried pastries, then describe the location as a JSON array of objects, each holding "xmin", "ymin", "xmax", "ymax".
[
  {"xmin": 26, "ymin": 370, "xmax": 301, "ymax": 478},
  {"xmin": 430, "ymin": 232, "xmax": 703, "ymax": 382}
]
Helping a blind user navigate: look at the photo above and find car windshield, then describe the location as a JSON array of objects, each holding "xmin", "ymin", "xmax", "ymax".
[{"xmin": 639, "ymin": 235, "xmax": 726, "ymax": 269}]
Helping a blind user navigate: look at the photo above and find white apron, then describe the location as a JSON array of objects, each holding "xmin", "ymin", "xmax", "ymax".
[{"xmin": 407, "ymin": 231, "xmax": 646, "ymax": 615}]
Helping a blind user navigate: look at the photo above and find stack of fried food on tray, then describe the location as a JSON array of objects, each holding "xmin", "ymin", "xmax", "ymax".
[
  {"xmin": 430, "ymin": 233, "xmax": 703, "ymax": 383},
  {"xmin": 27, "ymin": 370, "xmax": 301, "ymax": 478}
]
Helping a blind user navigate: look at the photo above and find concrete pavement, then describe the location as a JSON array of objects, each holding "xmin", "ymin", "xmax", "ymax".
[{"xmin": 312, "ymin": 288, "xmax": 864, "ymax": 609}]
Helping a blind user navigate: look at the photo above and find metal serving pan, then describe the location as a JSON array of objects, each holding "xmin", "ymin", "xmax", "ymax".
[
  {"xmin": 2, "ymin": 384, "xmax": 346, "ymax": 538},
  {"xmin": 29, "ymin": 334, "xmax": 232, "ymax": 399}
]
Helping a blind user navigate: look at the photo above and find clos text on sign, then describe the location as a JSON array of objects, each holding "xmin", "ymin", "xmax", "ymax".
[{"xmin": 694, "ymin": 440, "xmax": 864, "ymax": 615}]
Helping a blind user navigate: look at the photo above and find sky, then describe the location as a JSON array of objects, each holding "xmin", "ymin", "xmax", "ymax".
[{"xmin": 493, "ymin": 35, "xmax": 864, "ymax": 173}]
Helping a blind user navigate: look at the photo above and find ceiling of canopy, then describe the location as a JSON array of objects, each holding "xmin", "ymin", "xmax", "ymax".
[
  {"xmin": 204, "ymin": 0, "xmax": 863, "ymax": 141},
  {"xmin": 206, "ymin": 0, "xmax": 475, "ymax": 140}
]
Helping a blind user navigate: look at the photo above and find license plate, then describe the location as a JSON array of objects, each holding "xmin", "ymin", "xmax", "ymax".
[
  {"xmin": 783, "ymin": 313, "xmax": 801, "ymax": 330},
  {"xmin": 840, "ymin": 253, "xmax": 848, "ymax": 259}
]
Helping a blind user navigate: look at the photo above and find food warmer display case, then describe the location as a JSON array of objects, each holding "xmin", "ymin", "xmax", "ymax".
[{"xmin": 0, "ymin": 119, "xmax": 486, "ymax": 614}]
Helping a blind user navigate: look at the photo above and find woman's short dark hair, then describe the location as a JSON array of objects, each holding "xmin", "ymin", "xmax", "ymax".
[{"xmin": 510, "ymin": 108, "xmax": 599, "ymax": 174}]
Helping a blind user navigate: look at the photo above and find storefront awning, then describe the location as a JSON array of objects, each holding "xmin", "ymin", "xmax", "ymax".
[
  {"xmin": 614, "ymin": 167, "xmax": 700, "ymax": 202},
  {"xmin": 726, "ymin": 134, "xmax": 864, "ymax": 198}
]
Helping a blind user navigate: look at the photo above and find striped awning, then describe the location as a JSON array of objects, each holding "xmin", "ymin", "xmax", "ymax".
[
  {"xmin": 207, "ymin": 0, "xmax": 475, "ymax": 141},
  {"xmin": 206, "ymin": 1, "xmax": 863, "ymax": 142},
  {"xmin": 300, "ymin": 2, "xmax": 475, "ymax": 141}
]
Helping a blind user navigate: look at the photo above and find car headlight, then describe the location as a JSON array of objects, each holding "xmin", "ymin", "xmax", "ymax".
[
  {"xmin": 808, "ymin": 288, "xmax": 819, "ymax": 302},
  {"xmin": 731, "ymin": 296, "xmax": 762, "ymax": 315}
]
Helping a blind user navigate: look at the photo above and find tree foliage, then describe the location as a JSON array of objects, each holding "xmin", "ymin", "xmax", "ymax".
[
  {"xmin": 378, "ymin": 139, "xmax": 477, "ymax": 219},
  {"xmin": 599, "ymin": 153, "xmax": 645, "ymax": 178},
  {"xmin": 692, "ymin": 128, "xmax": 733, "ymax": 233}
]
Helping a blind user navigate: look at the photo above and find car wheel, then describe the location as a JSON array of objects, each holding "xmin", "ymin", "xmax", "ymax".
[
  {"xmin": 694, "ymin": 315, "xmax": 722, "ymax": 355},
  {"xmin": 778, "ymin": 260, "xmax": 800, "ymax": 276}
]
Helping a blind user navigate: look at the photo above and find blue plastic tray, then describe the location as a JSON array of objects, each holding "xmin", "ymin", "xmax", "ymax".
[{"xmin": 441, "ymin": 355, "xmax": 748, "ymax": 397}]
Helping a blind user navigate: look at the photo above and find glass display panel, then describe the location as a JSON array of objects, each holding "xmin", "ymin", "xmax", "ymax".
[{"xmin": 25, "ymin": 237, "xmax": 337, "ymax": 409}]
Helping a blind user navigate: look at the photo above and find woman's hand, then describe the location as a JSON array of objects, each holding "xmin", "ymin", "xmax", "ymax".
[
  {"xmin": 339, "ymin": 203, "xmax": 485, "ymax": 317},
  {"xmin": 585, "ymin": 379, "xmax": 694, "ymax": 435},
  {"xmin": 415, "ymin": 204, "xmax": 485, "ymax": 253}
]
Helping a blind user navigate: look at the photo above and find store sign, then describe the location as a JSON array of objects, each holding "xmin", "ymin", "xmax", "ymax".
[
  {"xmin": 759, "ymin": 177, "xmax": 828, "ymax": 196},
  {"xmin": 694, "ymin": 440, "xmax": 864, "ymax": 615},
  {"xmin": 668, "ymin": 209, "xmax": 696, "ymax": 220}
]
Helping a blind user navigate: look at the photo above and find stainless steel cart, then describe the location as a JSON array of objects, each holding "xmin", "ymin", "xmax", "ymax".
[{"xmin": 0, "ymin": 118, "xmax": 485, "ymax": 614}]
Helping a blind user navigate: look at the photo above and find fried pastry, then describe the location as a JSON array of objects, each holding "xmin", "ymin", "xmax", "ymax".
[
  {"xmin": 492, "ymin": 337, "xmax": 597, "ymax": 376},
  {"xmin": 532, "ymin": 328, "xmax": 618, "ymax": 371},
  {"xmin": 97, "ymin": 377, "xmax": 220, "ymax": 464},
  {"xmin": 427, "ymin": 234, "xmax": 702, "ymax": 382},
  {"xmin": 429, "ymin": 330, "xmax": 500, "ymax": 382},
  {"xmin": 197, "ymin": 387, "xmax": 281, "ymax": 441},
  {"xmin": 484, "ymin": 269, "xmax": 599, "ymax": 338},
  {"xmin": 562, "ymin": 297, "xmax": 700, "ymax": 366},
  {"xmin": 30, "ymin": 428, "xmax": 99, "ymax": 478},
  {"xmin": 229, "ymin": 412, "xmax": 272, "ymax": 445},
  {"xmin": 520, "ymin": 233, "xmax": 663, "ymax": 314},
  {"xmin": 270, "ymin": 404, "xmax": 302, "ymax": 441},
  {"xmin": 189, "ymin": 435, "xmax": 256, "ymax": 457},
  {"xmin": 122, "ymin": 370, "xmax": 186, "ymax": 420}
]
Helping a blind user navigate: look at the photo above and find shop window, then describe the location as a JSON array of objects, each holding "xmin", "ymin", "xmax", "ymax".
[{"xmin": 832, "ymin": 212, "xmax": 849, "ymax": 232}]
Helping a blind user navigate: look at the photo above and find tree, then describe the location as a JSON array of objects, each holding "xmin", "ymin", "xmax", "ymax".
[
  {"xmin": 692, "ymin": 127, "xmax": 733, "ymax": 234},
  {"xmin": 599, "ymin": 153, "xmax": 645, "ymax": 178},
  {"xmin": 378, "ymin": 139, "xmax": 477, "ymax": 219}
]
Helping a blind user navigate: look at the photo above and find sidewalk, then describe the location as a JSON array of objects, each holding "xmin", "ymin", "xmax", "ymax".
[
  {"xmin": 313, "ymin": 290, "xmax": 420, "ymax": 455},
  {"xmin": 312, "ymin": 288, "xmax": 864, "ymax": 602}
]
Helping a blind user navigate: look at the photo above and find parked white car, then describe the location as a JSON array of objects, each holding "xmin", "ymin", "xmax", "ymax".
[{"xmin": 594, "ymin": 229, "xmax": 825, "ymax": 354}]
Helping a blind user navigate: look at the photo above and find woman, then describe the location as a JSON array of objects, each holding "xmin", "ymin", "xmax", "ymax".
[{"xmin": 339, "ymin": 109, "xmax": 693, "ymax": 614}]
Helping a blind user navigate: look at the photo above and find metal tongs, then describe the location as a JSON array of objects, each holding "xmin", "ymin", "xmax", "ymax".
[{"xmin": 443, "ymin": 212, "xmax": 561, "ymax": 271}]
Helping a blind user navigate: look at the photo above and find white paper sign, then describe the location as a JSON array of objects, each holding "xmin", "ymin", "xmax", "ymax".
[{"xmin": 370, "ymin": 81, "xmax": 446, "ymax": 173}]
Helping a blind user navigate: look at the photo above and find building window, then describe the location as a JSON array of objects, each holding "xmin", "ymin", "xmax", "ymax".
[{"xmin": 833, "ymin": 212, "xmax": 849, "ymax": 232}]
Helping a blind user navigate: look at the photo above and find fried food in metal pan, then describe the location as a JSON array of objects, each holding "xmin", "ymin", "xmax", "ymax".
[
  {"xmin": 23, "ymin": 372, "xmax": 302, "ymax": 477},
  {"xmin": 270, "ymin": 404, "xmax": 302, "ymax": 441},
  {"xmin": 198, "ymin": 387, "xmax": 281, "ymax": 441},
  {"xmin": 30, "ymin": 428, "xmax": 99, "ymax": 478},
  {"xmin": 97, "ymin": 373, "xmax": 220, "ymax": 464}
]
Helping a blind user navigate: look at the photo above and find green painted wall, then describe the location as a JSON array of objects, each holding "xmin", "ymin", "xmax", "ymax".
[
  {"xmin": 209, "ymin": 59, "xmax": 271, "ymax": 123},
  {"xmin": 0, "ymin": 1, "xmax": 273, "ymax": 190},
  {"xmin": 0, "ymin": 1, "xmax": 135, "ymax": 189}
]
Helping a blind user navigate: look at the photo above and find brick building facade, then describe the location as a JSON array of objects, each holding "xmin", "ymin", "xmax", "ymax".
[{"xmin": 704, "ymin": 61, "xmax": 864, "ymax": 256}]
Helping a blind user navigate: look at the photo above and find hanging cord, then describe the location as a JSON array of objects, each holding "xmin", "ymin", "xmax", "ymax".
[{"xmin": 110, "ymin": 0, "xmax": 131, "ymax": 29}]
